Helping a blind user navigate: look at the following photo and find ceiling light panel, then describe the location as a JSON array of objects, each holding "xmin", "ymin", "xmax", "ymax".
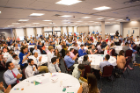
[
  {"xmin": 30, "ymin": 13, "xmax": 44, "ymax": 16},
  {"xmin": 94, "ymin": 6, "xmax": 111, "ymax": 11},
  {"xmin": 56, "ymin": 0, "xmax": 82, "ymax": 5}
]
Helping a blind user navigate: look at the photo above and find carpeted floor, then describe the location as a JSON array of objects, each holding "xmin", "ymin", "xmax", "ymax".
[{"xmin": 0, "ymin": 57, "xmax": 140, "ymax": 93}]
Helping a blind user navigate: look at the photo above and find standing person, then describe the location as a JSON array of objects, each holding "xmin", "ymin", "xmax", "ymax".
[
  {"xmin": 77, "ymin": 73, "xmax": 100, "ymax": 93},
  {"xmin": 47, "ymin": 46, "xmax": 54, "ymax": 64},
  {"xmin": 19, "ymin": 46, "xmax": 30, "ymax": 70}
]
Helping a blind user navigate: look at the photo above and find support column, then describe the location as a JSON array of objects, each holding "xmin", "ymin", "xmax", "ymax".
[
  {"xmin": 23, "ymin": 28, "xmax": 27, "ymax": 37},
  {"xmin": 42, "ymin": 27, "xmax": 44, "ymax": 35},
  {"xmin": 72, "ymin": 26, "xmax": 74, "ymax": 35},
  {"xmin": 101, "ymin": 21, "xmax": 105, "ymax": 39},
  {"xmin": 61, "ymin": 26, "xmax": 63, "ymax": 35},
  {"xmin": 120, "ymin": 22, "xmax": 123, "ymax": 36},
  {"xmin": 66, "ymin": 26, "xmax": 69, "ymax": 35},
  {"xmin": 52, "ymin": 26, "xmax": 54, "ymax": 35},
  {"xmin": 34, "ymin": 28, "xmax": 37, "ymax": 37},
  {"xmin": 12, "ymin": 28, "xmax": 17, "ymax": 39}
]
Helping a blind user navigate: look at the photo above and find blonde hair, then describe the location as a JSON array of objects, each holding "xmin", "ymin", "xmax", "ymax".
[
  {"xmin": 48, "ymin": 46, "xmax": 54, "ymax": 51},
  {"xmin": 105, "ymin": 45, "xmax": 109, "ymax": 50}
]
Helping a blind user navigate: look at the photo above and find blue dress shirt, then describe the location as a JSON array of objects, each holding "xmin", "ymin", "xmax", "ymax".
[
  {"xmin": 19, "ymin": 52, "xmax": 27, "ymax": 66},
  {"xmin": 64, "ymin": 55, "xmax": 75, "ymax": 68},
  {"xmin": 4, "ymin": 68, "xmax": 21, "ymax": 85},
  {"xmin": 78, "ymin": 49, "xmax": 87, "ymax": 57}
]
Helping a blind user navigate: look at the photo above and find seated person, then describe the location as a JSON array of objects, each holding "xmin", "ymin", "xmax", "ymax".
[
  {"xmin": 121, "ymin": 40, "xmax": 125, "ymax": 46},
  {"xmin": 41, "ymin": 43, "xmax": 46, "ymax": 54},
  {"xmin": 69, "ymin": 48, "xmax": 78, "ymax": 59},
  {"xmin": 99, "ymin": 54, "xmax": 112, "ymax": 73},
  {"xmin": 101, "ymin": 40, "xmax": 107, "ymax": 49},
  {"xmin": 2, "ymin": 47, "xmax": 11, "ymax": 62},
  {"xmin": 72, "ymin": 64, "xmax": 87, "ymax": 83},
  {"xmin": 77, "ymin": 74, "xmax": 100, "ymax": 93},
  {"xmin": 122, "ymin": 42, "xmax": 130, "ymax": 52},
  {"xmin": 12, "ymin": 54, "xmax": 21, "ymax": 72},
  {"xmin": 117, "ymin": 50, "xmax": 126, "ymax": 70},
  {"xmin": 33, "ymin": 46, "xmax": 41, "ymax": 55},
  {"xmin": 104, "ymin": 45, "xmax": 112, "ymax": 57},
  {"xmin": 29, "ymin": 40, "xmax": 35, "ymax": 45},
  {"xmin": 37, "ymin": 41, "xmax": 42, "ymax": 49},
  {"xmin": 89, "ymin": 45, "xmax": 98, "ymax": 54},
  {"xmin": 0, "ymin": 82, "xmax": 11, "ymax": 93},
  {"xmin": 48, "ymin": 57, "xmax": 61, "ymax": 73},
  {"xmin": 97, "ymin": 42, "xmax": 104, "ymax": 54},
  {"xmin": 25, "ymin": 59, "xmax": 39, "ymax": 78},
  {"xmin": 64, "ymin": 50, "xmax": 76, "ymax": 70},
  {"xmin": 78, "ymin": 45, "xmax": 87, "ymax": 57},
  {"xmin": 4, "ymin": 62, "xmax": 22, "ymax": 87},
  {"xmin": 32, "ymin": 52, "xmax": 48, "ymax": 73},
  {"xmin": 82, "ymin": 55, "xmax": 91, "ymax": 65}
]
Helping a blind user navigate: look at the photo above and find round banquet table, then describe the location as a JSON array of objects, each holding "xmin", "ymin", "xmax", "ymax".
[
  {"xmin": 28, "ymin": 54, "xmax": 48, "ymax": 65},
  {"xmin": 10, "ymin": 73, "xmax": 80, "ymax": 93},
  {"xmin": 114, "ymin": 46, "xmax": 123, "ymax": 54},
  {"xmin": 135, "ymin": 42, "xmax": 140, "ymax": 46},
  {"xmin": 78, "ymin": 54, "xmax": 117, "ymax": 70}
]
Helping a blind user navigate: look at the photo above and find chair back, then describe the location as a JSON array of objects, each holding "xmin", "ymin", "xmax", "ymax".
[
  {"xmin": 63, "ymin": 59, "xmax": 71, "ymax": 71},
  {"xmin": 119, "ymin": 40, "xmax": 122, "ymax": 44},
  {"xmin": 125, "ymin": 49, "xmax": 133, "ymax": 57},
  {"xmin": 30, "ymin": 48, "xmax": 34, "ymax": 55},
  {"xmin": 102, "ymin": 65, "xmax": 113, "ymax": 77},
  {"xmin": 83, "ymin": 65, "xmax": 91, "ymax": 78},
  {"xmin": 125, "ymin": 56, "xmax": 132, "ymax": 67},
  {"xmin": 0, "ymin": 61, "xmax": 6, "ymax": 70},
  {"xmin": 111, "ymin": 49, "xmax": 115, "ymax": 56},
  {"xmin": 73, "ymin": 49, "xmax": 78, "ymax": 55}
]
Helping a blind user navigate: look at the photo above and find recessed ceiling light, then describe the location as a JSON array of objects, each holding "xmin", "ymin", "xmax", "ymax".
[
  {"xmin": 89, "ymin": 21, "xmax": 94, "ymax": 22},
  {"xmin": 0, "ymin": 11, "xmax": 1, "ymax": 14},
  {"xmin": 12, "ymin": 23, "xmax": 20, "ymax": 24},
  {"xmin": 108, "ymin": 18, "xmax": 115, "ymax": 20},
  {"xmin": 61, "ymin": 15, "xmax": 72, "ymax": 17},
  {"xmin": 94, "ymin": 6, "xmax": 111, "ymax": 11},
  {"xmin": 131, "ymin": 21, "xmax": 137, "ymax": 23},
  {"xmin": 43, "ymin": 20, "xmax": 52, "ymax": 21},
  {"xmin": 30, "ymin": 13, "xmax": 44, "ymax": 16},
  {"xmin": 18, "ymin": 19, "xmax": 29, "ymax": 21},
  {"xmin": 77, "ymin": 21, "xmax": 82, "ymax": 22},
  {"xmin": 56, "ymin": 0, "xmax": 82, "ymax": 5},
  {"xmin": 33, "ymin": 23, "xmax": 40, "ymax": 24},
  {"xmin": 83, "ymin": 16, "xmax": 90, "ymax": 19}
]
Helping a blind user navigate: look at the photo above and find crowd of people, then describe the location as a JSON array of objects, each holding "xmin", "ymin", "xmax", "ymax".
[{"xmin": 0, "ymin": 31, "xmax": 140, "ymax": 93}]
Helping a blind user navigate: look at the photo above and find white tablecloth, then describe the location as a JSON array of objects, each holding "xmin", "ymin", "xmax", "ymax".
[
  {"xmin": 135, "ymin": 42, "xmax": 140, "ymax": 45},
  {"xmin": 10, "ymin": 73, "xmax": 80, "ymax": 93},
  {"xmin": 28, "ymin": 54, "xmax": 48, "ymax": 65},
  {"xmin": 78, "ymin": 54, "xmax": 117, "ymax": 70},
  {"xmin": 115, "ymin": 46, "xmax": 123, "ymax": 54}
]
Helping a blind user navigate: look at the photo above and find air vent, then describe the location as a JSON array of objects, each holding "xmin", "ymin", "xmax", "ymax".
[{"xmin": 124, "ymin": 0, "xmax": 140, "ymax": 4}]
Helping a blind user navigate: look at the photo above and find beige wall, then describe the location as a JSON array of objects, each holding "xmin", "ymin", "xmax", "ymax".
[
  {"xmin": 122, "ymin": 21, "xmax": 140, "ymax": 36},
  {"xmin": 77, "ymin": 26, "xmax": 89, "ymax": 34}
]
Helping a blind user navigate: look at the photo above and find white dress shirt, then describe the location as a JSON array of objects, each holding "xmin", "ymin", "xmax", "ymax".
[
  {"xmin": 97, "ymin": 45, "xmax": 102, "ymax": 53},
  {"xmin": 48, "ymin": 63, "xmax": 61, "ymax": 73},
  {"xmin": 25, "ymin": 65, "xmax": 39, "ymax": 78},
  {"xmin": 47, "ymin": 51, "xmax": 54, "ymax": 64},
  {"xmin": 4, "ymin": 68, "xmax": 21, "ymax": 85},
  {"xmin": 31, "ymin": 56, "xmax": 41, "ymax": 66},
  {"xmin": 12, "ymin": 59, "xmax": 20, "ymax": 69},
  {"xmin": 33, "ymin": 49, "xmax": 41, "ymax": 55}
]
